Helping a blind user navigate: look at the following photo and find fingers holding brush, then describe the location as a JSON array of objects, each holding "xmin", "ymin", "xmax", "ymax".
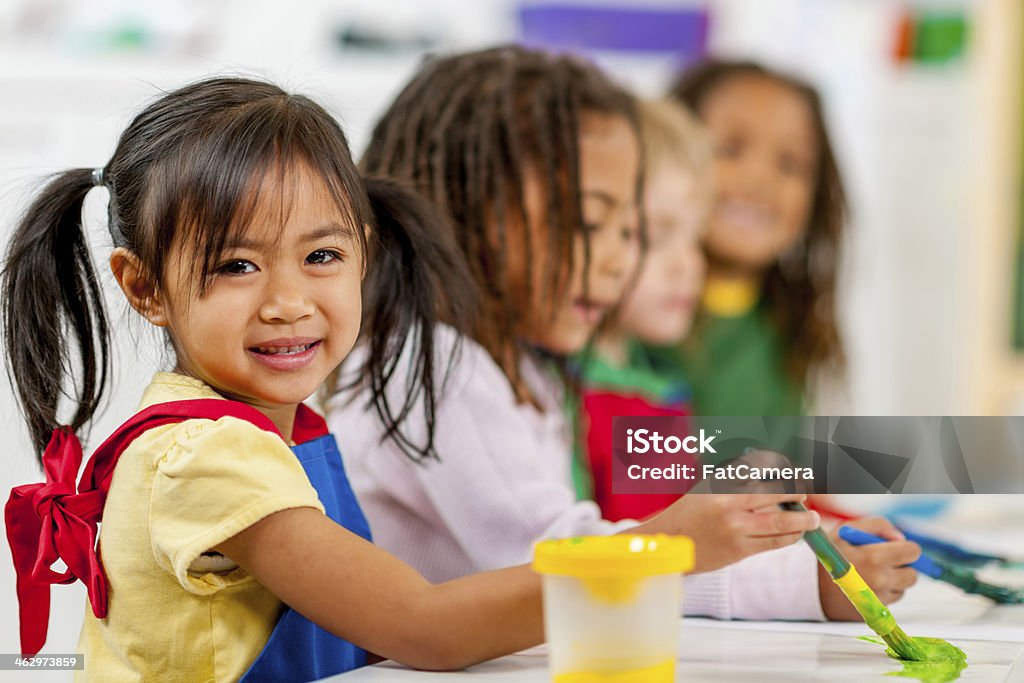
[
  {"xmin": 639, "ymin": 492, "xmax": 818, "ymax": 573},
  {"xmin": 745, "ymin": 501, "xmax": 820, "ymax": 538},
  {"xmin": 832, "ymin": 517, "xmax": 922, "ymax": 605}
]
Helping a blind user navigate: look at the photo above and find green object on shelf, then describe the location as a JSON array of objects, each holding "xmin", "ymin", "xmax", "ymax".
[
  {"xmin": 913, "ymin": 13, "xmax": 968, "ymax": 63},
  {"xmin": 1014, "ymin": 242, "xmax": 1024, "ymax": 348}
]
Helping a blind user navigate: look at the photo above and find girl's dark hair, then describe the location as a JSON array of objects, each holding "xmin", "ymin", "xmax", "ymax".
[
  {"xmin": 669, "ymin": 59, "xmax": 846, "ymax": 388},
  {"xmin": 353, "ymin": 176, "xmax": 476, "ymax": 460},
  {"xmin": 361, "ymin": 45, "xmax": 641, "ymax": 405},
  {"xmin": 2, "ymin": 77, "xmax": 474, "ymax": 462}
]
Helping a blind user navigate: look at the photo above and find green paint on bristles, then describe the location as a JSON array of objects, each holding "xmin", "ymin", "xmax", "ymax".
[
  {"xmin": 881, "ymin": 625, "xmax": 928, "ymax": 663},
  {"xmin": 845, "ymin": 585, "xmax": 926, "ymax": 661},
  {"xmin": 859, "ymin": 636, "xmax": 967, "ymax": 682}
]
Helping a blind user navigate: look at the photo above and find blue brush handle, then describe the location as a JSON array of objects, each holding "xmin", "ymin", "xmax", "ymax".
[
  {"xmin": 894, "ymin": 525, "xmax": 1005, "ymax": 566},
  {"xmin": 838, "ymin": 526, "xmax": 944, "ymax": 579}
]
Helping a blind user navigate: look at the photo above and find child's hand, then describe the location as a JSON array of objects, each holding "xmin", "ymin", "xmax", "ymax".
[
  {"xmin": 637, "ymin": 493, "xmax": 819, "ymax": 573},
  {"xmin": 818, "ymin": 517, "xmax": 920, "ymax": 621}
]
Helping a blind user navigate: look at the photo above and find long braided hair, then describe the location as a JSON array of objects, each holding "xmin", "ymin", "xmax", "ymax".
[{"xmin": 362, "ymin": 45, "xmax": 641, "ymax": 404}]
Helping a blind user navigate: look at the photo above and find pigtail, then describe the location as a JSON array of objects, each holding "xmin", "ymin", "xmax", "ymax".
[
  {"xmin": 2, "ymin": 169, "xmax": 111, "ymax": 460},
  {"xmin": 358, "ymin": 176, "xmax": 479, "ymax": 462}
]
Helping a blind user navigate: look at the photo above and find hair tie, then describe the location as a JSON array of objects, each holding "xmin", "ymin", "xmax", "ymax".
[{"xmin": 93, "ymin": 167, "xmax": 126, "ymax": 247}]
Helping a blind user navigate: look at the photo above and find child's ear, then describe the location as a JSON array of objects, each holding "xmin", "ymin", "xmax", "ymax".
[{"xmin": 109, "ymin": 248, "xmax": 168, "ymax": 327}]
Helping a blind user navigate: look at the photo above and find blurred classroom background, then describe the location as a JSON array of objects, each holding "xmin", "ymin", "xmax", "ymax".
[{"xmin": 0, "ymin": 0, "xmax": 1020, "ymax": 672}]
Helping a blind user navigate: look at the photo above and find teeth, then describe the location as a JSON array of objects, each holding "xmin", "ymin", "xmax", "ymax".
[
  {"xmin": 722, "ymin": 201, "xmax": 774, "ymax": 225},
  {"xmin": 255, "ymin": 343, "xmax": 313, "ymax": 355}
]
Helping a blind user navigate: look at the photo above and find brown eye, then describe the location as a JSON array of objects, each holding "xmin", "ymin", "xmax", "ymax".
[
  {"xmin": 216, "ymin": 260, "xmax": 257, "ymax": 276},
  {"xmin": 778, "ymin": 153, "xmax": 810, "ymax": 177},
  {"xmin": 306, "ymin": 249, "xmax": 343, "ymax": 265},
  {"xmin": 715, "ymin": 138, "xmax": 743, "ymax": 159}
]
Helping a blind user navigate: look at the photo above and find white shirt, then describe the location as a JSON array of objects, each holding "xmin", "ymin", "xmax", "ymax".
[{"xmin": 327, "ymin": 325, "xmax": 824, "ymax": 620}]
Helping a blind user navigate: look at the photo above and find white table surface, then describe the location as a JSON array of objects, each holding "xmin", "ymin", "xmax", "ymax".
[
  {"xmin": 328, "ymin": 622, "xmax": 1023, "ymax": 682},
  {"xmin": 328, "ymin": 504, "xmax": 1024, "ymax": 681},
  {"xmin": 325, "ymin": 577, "xmax": 1024, "ymax": 682}
]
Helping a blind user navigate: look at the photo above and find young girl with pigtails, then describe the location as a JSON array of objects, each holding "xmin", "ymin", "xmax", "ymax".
[{"xmin": 4, "ymin": 76, "xmax": 539, "ymax": 682}]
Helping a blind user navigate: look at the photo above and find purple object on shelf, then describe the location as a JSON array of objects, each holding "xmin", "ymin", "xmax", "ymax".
[{"xmin": 518, "ymin": 3, "xmax": 710, "ymax": 56}]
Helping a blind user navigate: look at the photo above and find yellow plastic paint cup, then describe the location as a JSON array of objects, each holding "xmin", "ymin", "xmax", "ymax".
[{"xmin": 533, "ymin": 535, "xmax": 694, "ymax": 683}]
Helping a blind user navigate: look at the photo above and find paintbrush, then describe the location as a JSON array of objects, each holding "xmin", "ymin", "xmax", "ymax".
[
  {"xmin": 839, "ymin": 526, "xmax": 1024, "ymax": 604},
  {"xmin": 780, "ymin": 501, "xmax": 927, "ymax": 661},
  {"xmin": 893, "ymin": 525, "xmax": 1008, "ymax": 567}
]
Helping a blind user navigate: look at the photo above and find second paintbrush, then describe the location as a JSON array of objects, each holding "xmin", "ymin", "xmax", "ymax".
[{"xmin": 838, "ymin": 526, "xmax": 1024, "ymax": 604}]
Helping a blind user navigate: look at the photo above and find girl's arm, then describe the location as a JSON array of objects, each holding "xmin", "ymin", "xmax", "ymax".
[{"xmin": 217, "ymin": 507, "xmax": 542, "ymax": 671}]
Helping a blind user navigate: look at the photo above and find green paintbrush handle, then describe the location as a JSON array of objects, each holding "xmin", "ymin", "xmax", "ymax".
[{"xmin": 779, "ymin": 501, "xmax": 850, "ymax": 578}]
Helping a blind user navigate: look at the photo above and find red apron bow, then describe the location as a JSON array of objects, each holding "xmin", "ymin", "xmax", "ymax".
[{"xmin": 4, "ymin": 399, "xmax": 291, "ymax": 657}]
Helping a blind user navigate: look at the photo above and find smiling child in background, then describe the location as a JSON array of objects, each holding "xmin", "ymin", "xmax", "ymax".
[{"xmin": 670, "ymin": 60, "xmax": 846, "ymax": 416}]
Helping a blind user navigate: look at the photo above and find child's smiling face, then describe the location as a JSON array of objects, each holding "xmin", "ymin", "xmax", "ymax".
[
  {"xmin": 699, "ymin": 74, "xmax": 818, "ymax": 273},
  {"xmin": 157, "ymin": 161, "xmax": 364, "ymax": 412}
]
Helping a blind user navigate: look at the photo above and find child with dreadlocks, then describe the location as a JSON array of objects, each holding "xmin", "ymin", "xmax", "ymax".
[{"xmin": 327, "ymin": 46, "xmax": 917, "ymax": 622}]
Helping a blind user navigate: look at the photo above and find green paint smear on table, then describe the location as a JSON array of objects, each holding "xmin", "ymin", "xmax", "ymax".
[{"xmin": 859, "ymin": 636, "xmax": 967, "ymax": 683}]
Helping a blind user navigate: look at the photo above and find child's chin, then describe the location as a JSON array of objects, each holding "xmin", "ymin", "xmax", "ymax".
[
  {"xmin": 252, "ymin": 382, "xmax": 321, "ymax": 406},
  {"xmin": 642, "ymin": 327, "xmax": 688, "ymax": 347},
  {"xmin": 551, "ymin": 334, "xmax": 590, "ymax": 356},
  {"xmin": 529, "ymin": 329, "xmax": 590, "ymax": 356}
]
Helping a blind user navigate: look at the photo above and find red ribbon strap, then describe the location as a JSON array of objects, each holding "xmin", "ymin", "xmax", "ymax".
[{"xmin": 4, "ymin": 398, "xmax": 291, "ymax": 657}]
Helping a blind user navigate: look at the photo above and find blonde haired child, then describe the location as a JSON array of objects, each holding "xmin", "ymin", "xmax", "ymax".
[{"xmin": 578, "ymin": 98, "xmax": 713, "ymax": 522}]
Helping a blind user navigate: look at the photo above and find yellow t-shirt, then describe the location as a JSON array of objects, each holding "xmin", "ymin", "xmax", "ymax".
[{"xmin": 77, "ymin": 372, "xmax": 326, "ymax": 682}]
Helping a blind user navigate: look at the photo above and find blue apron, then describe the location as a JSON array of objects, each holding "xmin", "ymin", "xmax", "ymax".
[{"xmin": 239, "ymin": 433, "xmax": 372, "ymax": 682}]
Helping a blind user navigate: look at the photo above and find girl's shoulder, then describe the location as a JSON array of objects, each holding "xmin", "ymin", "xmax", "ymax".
[
  {"xmin": 125, "ymin": 372, "xmax": 294, "ymax": 468},
  {"xmin": 113, "ymin": 414, "xmax": 293, "ymax": 501}
]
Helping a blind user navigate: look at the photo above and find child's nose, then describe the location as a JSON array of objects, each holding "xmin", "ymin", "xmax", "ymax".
[
  {"xmin": 599, "ymin": 232, "xmax": 639, "ymax": 282},
  {"xmin": 736, "ymin": 149, "xmax": 778, "ymax": 193},
  {"xmin": 259, "ymin": 278, "xmax": 315, "ymax": 323},
  {"xmin": 676, "ymin": 243, "xmax": 705, "ymax": 278}
]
